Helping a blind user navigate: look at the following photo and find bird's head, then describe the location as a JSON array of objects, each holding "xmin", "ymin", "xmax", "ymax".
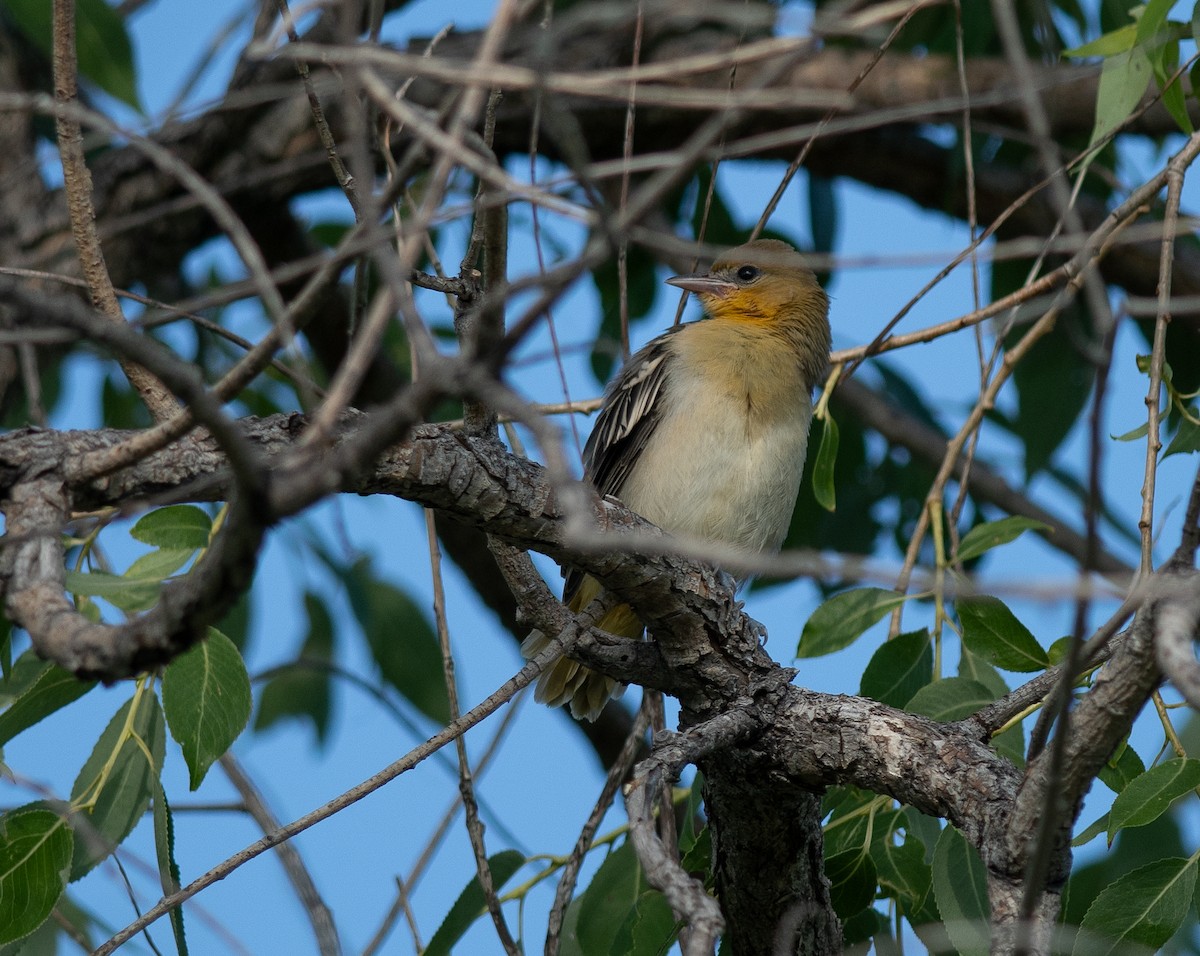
[
  {"xmin": 666, "ymin": 238, "xmax": 831, "ymax": 378},
  {"xmin": 667, "ymin": 238, "xmax": 826, "ymax": 323}
]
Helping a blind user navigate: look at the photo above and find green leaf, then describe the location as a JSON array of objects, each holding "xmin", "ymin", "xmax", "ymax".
[
  {"xmin": 998, "ymin": 277, "xmax": 1095, "ymax": 476},
  {"xmin": 4, "ymin": 0, "xmax": 141, "ymax": 109},
  {"xmin": 808, "ymin": 174, "xmax": 837, "ymax": 286},
  {"xmin": 344, "ymin": 561, "xmax": 450, "ymax": 725},
  {"xmin": 1112, "ymin": 421, "xmax": 1150, "ymax": 442},
  {"xmin": 1090, "ymin": 44, "xmax": 1153, "ymax": 147},
  {"xmin": 162, "ymin": 630, "xmax": 252, "ymax": 790},
  {"xmin": 931, "ymin": 825, "xmax": 990, "ymax": 956},
  {"xmin": 859, "ymin": 629, "xmax": 932, "ymax": 707},
  {"xmin": 689, "ymin": 167, "xmax": 742, "ymax": 248},
  {"xmin": 1047, "ymin": 635, "xmax": 1073, "ymax": 667},
  {"xmin": 590, "ymin": 243, "xmax": 660, "ymax": 384},
  {"xmin": 958, "ymin": 650, "xmax": 1010, "ymax": 698},
  {"xmin": 1076, "ymin": 857, "xmax": 1197, "ymax": 955},
  {"xmin": 1073, "ymin": 813, "xmax": 1109, "ymax": 848},
  {"xmin": 576, "ymin": 841, "xmax": 642, "ymax": 956},
  {"xmin": 124, "ymin": 547, "xmax": 194, "ymax": 584},
  {"xmin": 64, "ymin": 569, "xmax": 160, "ymax": 612},
  {"xmin": 0, "ymin": 891, "xmax": 94, "ymax": 955},
  {"xmin": 842, "ymin": 907, "xmax": 888, "ymax": 947},
  {"xmin": 255, "ymin": 593, "xmax": 335, "ymax": 744},
  {"xmin": 0, "ymin": 649, "xmax": 50, "ymax": 701},
  {"xmin": 807, "ymin": 175, "xmax": 837, "ymax": 255},
  {"xmin": 1064, "ymin": 23, "xmax": 1137, "ymax": 57},
  {"xmin": 904, "ymin": 808, "xmax": 942, "ymax": 865},
  {"xmin": 872, "ymin": 837, "xmax": 932, "ymax": 913},
  {"xmin": 0, "ymin": 611, "xmax": 10, "ymax": 682},
  {"xmin": 812, "ymin": 413, "xmax": 839, "ymax": 512},
  {"xmin": 1098, "ymin": 740, "xmax": 1146, "ymax": 794},
  {"xmin": 615, "ymin": 890, "xmax": 677, "ymax": 956},
  {"xmin": 1152, "ymin": 37, "xmax": 1193, "ymax": 134},
  {"xmin": 151, "ymin": 781, "xmax": 187, "ymax": 955},
  {"xmin": 0, "ymin": 806, "xmax": 73, "ymax": 946},
  {"xmin": 1107, "ymin": 758, "xmax": 1200, "ymax": 844},
  {"xmin": 1135, "ymin": 0, "xmax": 1177, "ymax": 46},
  {"xmin": 797, "ymin": 588, "xmax": 909, "ymax": 659},
  {"xmin": 1163, "ymin": 415, "xmax": 1200, "ymax": 457},
  {"xmin": 906, "ymin": 678, "xmax": 994, "ymax": 722},
  {"xmin": 423, "ymin": 850, "xmax": 525, "ymax": 956},
  {"xmin": 956, "ymin": 516, "xmax": 1049, "ymax": 564},
  {"xmin": 561, "ymin": 897, "xmax": 585, "ymax": 956},
  {"xmin": 824, "ymin": 847, "xmax": 877, "ymax": 920},
  {"xmin": 958, "ymin": 596, "xmax": 1048, "ymax": 672},
  {"xmin": 131, "ymin": 506, "xmax": 212, "ymax": 550},
  {"xmin": 216, "ymin": 590, "xmax": 254, "ymax": 653},
  {"xmin": 782, "ymin": 395, "xmax": 881, "ymax": 560},
  {"xmin": 1062, "ymin": 813, "xmax": 1186, "ymax": 928},
  {"xmin": 679, "ymin": 825, "xmax": 711, "ymax": 878},
  {"xmin": 0, "ymin": 662, "xmax": 95, "ymax": 748},
  {"xmin": 823, "ymin": 789, "xmax": 901, "ymax": 858},
  {"xmin": 68, "ymin": 691, "xmax": 166, "ymax": 881}
]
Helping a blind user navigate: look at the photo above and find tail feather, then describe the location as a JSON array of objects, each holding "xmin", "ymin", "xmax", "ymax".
[{"xmin": 520, "ymin": 576, "xmax": 642, "ymax": 721}]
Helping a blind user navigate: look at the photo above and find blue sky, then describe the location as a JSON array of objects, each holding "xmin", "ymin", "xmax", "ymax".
[{"xmin": 5, "ymin": 1, "xmax": 1200, "ymax": 953}]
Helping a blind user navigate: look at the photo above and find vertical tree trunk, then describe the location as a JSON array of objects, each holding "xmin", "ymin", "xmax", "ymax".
[{"xmin": 702, "ymin": 749, "xmax": 840, "ymax": 955}]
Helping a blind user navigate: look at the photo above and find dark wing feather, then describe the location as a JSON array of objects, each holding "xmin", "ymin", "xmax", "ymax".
[{"xmin": 563, "ymin": 327, "xmax": 678, "ymax": 603}]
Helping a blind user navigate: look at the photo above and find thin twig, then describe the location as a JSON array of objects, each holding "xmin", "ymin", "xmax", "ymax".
[
  {"xmin": 751, "ymin": 0, "xmax": 933, "ymax": 238},
  {"xmin": 945, "ymin": 0, "xmax": 982, "ymax": 559},
  {"xmin": 218, "ymin": 754, "xmax": 340, "ymax": 956},
  {"xmin": 362, "ymin": 696, "xmax": 524, "ymax": 956},
  {"xmin": 888, "ymin": 214, "xmax": 1133, "ymax": 635},
  {"xmin": 275, "ymin": 0, "xmax": 361, "ymax": 217},
  {"xmin": 93, "ymin": 635, "xmax": 572, "ymax": 954},
  {"xmin": 51, "ymin": 0, "xmax": 176, "ymax": 421},
  {"xmin": 545, "ymin": 708, "xmax": 649, "ymax": 956},
  {"xmin": 625, "ymin": 711, "xmax": 758, "ymax": 955},
  {"xmin": 1139, "ymin": 134, "xmax": 1197, "ymax": 573},
  {"xmin": 424, "ymin": 510, "xmax": 520, "ymax": 954},
  {"xmin": 616, "ymin": 2, "xmax": 643, "ymax": 359}
]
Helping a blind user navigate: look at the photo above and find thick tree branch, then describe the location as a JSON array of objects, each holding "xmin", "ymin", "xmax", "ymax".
[
  {"xmin": 8, "ymin": 11, "xmax": 1200, "ymax": 327},
  {"xmin": 0, "ymin": 409, "xmax": 1073, "ymax": 951}
]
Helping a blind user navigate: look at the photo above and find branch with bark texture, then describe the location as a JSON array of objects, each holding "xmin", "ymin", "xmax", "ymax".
[
  {"xmin": 6, "ymin": 7, "xmax": 1200, "ymax": 324},
  {"xmin": 7, "ymin": 407, "xmax": 1196, "ymax": 953}
]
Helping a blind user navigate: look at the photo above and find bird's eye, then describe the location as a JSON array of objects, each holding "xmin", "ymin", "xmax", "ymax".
[{"xmin": 736, "ymin": 265, "xmax": 760, "ymax": 282}]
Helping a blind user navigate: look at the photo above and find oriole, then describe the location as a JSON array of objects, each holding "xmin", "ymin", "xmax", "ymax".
[{"xmin": 523, "ymin": 238, "xmax": 832, "ymax": 720}]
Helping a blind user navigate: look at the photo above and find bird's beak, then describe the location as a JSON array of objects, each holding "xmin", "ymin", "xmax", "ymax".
[{"xmin": 666, "ymin": 274, "xmax": 738, "ymax": 298}]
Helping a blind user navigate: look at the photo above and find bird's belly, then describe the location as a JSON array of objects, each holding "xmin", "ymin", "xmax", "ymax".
[{"xmin": 619, "ymin": 392, "xmax": 812, "ymax": 555}]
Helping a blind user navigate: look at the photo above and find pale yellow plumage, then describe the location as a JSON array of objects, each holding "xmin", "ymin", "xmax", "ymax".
[{"xmin": 522, "ymin": 239, "xmax": 832, "ymax": 720}]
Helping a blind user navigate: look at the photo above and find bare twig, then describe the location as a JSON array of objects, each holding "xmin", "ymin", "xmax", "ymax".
[
  {"xmin": 616, "ymin": 3, "xmax": 643, "ymax": 358},
  {"xmin": 545, "ymin": 707, "xmax": 649, "ymax": 956},
  {"xmin": 625, "ymin": 710, "xmax": 757, "ymax": 955},
  {"xmin": 218, "ymin": 754, "xmax": 340, "ymax": 956},
  {"xmin": 752, "ymin": 0, "xmax": 933, "ymax": 238},
  {"xmin": 93, "ymin": 633, "xmax": 573, "ymax": 954},
  {"xmin": 52, "ymin": 0, "xmax": 176, "ymax": 421},
  {"xmin": 275, "ymin": 0, "xmax": 361, "ymax": 217},
  {"xmin": 1140, "ymin": 134, "xmax": 1199, "ymax": 573},
  {"xmin": 1154, "ymin": 467, "xmax": 1200, "ymax": 706},
  {"xmin": 362, "ymin": 695, "xmax": 524, "ymax": 956},
  {"xmin": 889, "ymin": 239, "xmax": 1109, "ymax": 635},
  {"xmin": 425, "ymin": 509, "xmax": 520, "ymax": 955}
]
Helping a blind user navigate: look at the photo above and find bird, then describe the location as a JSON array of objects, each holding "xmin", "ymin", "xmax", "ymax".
[{"xmin": 521, "ymin": 238, "xmax": 832, "ymax": 720}]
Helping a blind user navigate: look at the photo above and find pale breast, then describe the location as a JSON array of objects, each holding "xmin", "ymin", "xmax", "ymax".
[{"xmin": 617, "ymin": 323, "xmax": 814, "ymax": 557}]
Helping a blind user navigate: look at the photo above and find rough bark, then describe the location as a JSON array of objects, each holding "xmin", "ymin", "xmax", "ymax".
[{"xmin": 0, "ymin": 409, "xmax": 1098, "ymax": 951}]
